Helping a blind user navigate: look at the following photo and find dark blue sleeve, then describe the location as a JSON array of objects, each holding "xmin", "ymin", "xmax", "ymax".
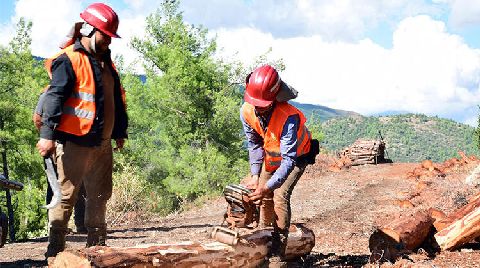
[
  {"xmin": 39, "ymin": 55, "xmax": 76, "ymax": 140},
  {"xmin": 35, "ymin": 92, "xmax": 45, "ymax": 115},
  {"xmin": 240, "ymin": 110, "xmax": 264, "ymax": 176}
]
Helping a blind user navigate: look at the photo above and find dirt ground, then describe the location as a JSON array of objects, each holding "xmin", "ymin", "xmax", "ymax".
[{"xmin": 2, "ymin": 155, "xmax": 480, "ymax": 267}]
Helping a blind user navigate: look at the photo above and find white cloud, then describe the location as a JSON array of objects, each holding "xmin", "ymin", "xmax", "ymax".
[
  {"xmin": 12, "ymin": 0, "xmax": 82, "ymax": 57},
  {"xmin": 449, "ymin": 0, "xmax": 480, "ymax": 31},
  {"xmin": 215, "ymin": 15, "xmax": 480, "ymax": 125},
  {"xmin": 2, "ymin": 0, "xmax": 480, "ymax": 125},
  {"xmin": 0, "ymin": 0, "xmax": 147, "ymax": 72},
  {"xmin": 182, "ymin": 0, "xmax": 443, "ymax": 41}
]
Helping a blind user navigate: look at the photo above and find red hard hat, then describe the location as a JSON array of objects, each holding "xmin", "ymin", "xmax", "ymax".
[
  {"xmin": 80, "ymin": 3, "xmax": 120, "ymax": 38},
  {"xmin": 244, "ymin": 65, "xmax": 281, "ymax": 107}
]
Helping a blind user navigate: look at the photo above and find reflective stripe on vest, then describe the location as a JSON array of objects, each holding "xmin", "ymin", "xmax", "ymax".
[
  {"xmin": 44, "ymin": 44, "xmax": 126, "ymax": 136},
  {"xmin": 241, "ymin": 102, "xmax": 311, "ymax": 172}
]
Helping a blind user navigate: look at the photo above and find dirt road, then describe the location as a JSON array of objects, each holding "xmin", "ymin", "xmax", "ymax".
[{"xmin": 2, "ymin": 160, "xmax": 480, "ymax": 267}]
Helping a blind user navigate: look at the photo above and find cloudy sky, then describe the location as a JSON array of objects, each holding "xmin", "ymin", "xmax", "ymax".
[{"xmin": 1, "ymin": 0, "xmax": 480, "ymax": 125}]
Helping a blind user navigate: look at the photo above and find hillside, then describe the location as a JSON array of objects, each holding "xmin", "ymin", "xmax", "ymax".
[
  {"xmin": 321, "ymin": 113, "xmax": 479, "ymax": 162},
  {"xmin": 292, "ymin": 101, "xmax": 361, "ymax": 122}
]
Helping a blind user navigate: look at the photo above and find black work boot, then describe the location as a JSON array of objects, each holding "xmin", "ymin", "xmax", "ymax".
[
  {"xmin": 74, "ymin": 187, "xmax": 86, "ymax": 234},
  {"xmin": 86, "ymin": 226, "xmax": 107, "ymax": 247},
  {"xmin": 45, "ymin": 227, "xmax": 68, "ymax": 258},
  {"xmin": 268, "ymin": 231, "xmax": 288, "ymax": 268}
]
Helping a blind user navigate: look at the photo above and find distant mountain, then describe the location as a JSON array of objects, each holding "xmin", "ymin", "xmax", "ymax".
[
  {"xmin": 372, "ymin": 110, "xmax": 411, "ymax": 116},
  {"xmin": 291, "ymin": 101, "xmax": 361, "ymax": 122},
  {"xmin": 321, "ymin": 113, "xmax": 479, "ymax": 162}
]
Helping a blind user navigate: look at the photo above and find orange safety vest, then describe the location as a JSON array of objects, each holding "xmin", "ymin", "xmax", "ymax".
[
  {"xmin": 241, "ymin": 102, "xmax": 311, "ymax": 172},
  {"xmin": 45, "ymin": 44, "xmax": 126, "ymax": 136}
]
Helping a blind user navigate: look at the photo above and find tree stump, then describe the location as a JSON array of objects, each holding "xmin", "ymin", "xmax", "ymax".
[{"xmin": 369, "ymin": 210, "xmax": 433, "ymax": 262}]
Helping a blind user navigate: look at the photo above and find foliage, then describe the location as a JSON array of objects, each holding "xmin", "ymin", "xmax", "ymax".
[
  {"xmin": 322, "ymin": 114, "xmax": 479, "ymax": 162},
  {"xmin": 305, "ymin": 112, "xmax": 325, "ymax": 142},
  {"xmin": 124, "ymin": 0, "xmax": 248, "ymax": 208},
  {"xmin": 0, "ymin": 18, "xmax": 49, "ymax": 240}
]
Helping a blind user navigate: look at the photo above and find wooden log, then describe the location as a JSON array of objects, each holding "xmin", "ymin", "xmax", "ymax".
[
  {"xmin": 369, "ymin": 210, "xmax": 433, "ymax": 262},
  {"xmin": 465, "ymin": 163, "xmax": 480, "ymax": 186},
  {"xmin": 433, "ymin": 193, "xmax": 480, "ymax": 232},
  {"xmin": 434, "ymin": 193, "xmax": 480, "ymax": 251},
  {"xmin": 51, "ymin": 224, "xmax": 315, "ymax": 268}
]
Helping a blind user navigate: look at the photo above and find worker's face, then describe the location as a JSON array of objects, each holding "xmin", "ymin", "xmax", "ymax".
[
  {"xmin": 95, "ymin": 30, "xmax": 111, "ymax": 54},
  {"xmin": 254, "ymin": 103, "xmax": 273, "ymax": 115}
]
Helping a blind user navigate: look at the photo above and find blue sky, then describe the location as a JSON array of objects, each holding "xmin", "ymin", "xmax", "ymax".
[{"xmin": 1, "ymin": 0, "xmax": 480, "ymax": 126}]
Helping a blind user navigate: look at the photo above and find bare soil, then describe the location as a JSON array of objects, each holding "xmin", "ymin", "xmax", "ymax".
[{"xmin": 2, "ymin": 155, "xmax": 480, "ymax": 267}]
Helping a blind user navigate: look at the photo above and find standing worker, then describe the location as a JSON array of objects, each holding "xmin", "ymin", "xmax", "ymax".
[
  {"xmin": 33, "ymin": 91, "xmax": 87, "ymax": 234},
  {"xmin": 36, "ymin": 2, "xmax": 128, "ymax": 258},
  {"xmin": 241, "ymin": 65, "xmax": 318, "ymax": 267}
]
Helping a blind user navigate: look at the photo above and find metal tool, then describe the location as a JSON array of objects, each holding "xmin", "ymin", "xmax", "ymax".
[
  {"xmin": 0, "ymin": 174, "xmax": 23, "ymax": 191},
  {"xmin": 210, "ymin": 226, "xmax": 239, "ymax": 246},
  {"xmin": 210, "ymin": 184, "xmax": 261, "ymax": 246},
  {"xmin": 44, "ymin": 156, "xmax": 61, "ymax": 209}
]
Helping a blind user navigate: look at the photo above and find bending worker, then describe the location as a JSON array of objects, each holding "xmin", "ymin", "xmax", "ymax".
[
  {"xmin": 36, "ymin": 2, "xmax": 128, "ymax": 258},
  {"xmin": 241, "ymin": 65, "xmax": 318, "ymax": 267}
]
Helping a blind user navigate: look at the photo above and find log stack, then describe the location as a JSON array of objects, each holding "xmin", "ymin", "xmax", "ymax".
[
  {"xmin": 341, "ymin": 138, "xmax": 386, "ymax": 166},
  {"xmin": 51, "ymin": 224, "xmax": 315, "ymax": 268}
]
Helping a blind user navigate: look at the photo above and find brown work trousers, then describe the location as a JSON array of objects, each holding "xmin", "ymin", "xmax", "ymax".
[
  {"xmin": 48, "ymin": 139, "xmax": 112, "ymax": 250},
  {"xmin": 258, "ymin": 161, "xmax": 307, "ymax": 257}
]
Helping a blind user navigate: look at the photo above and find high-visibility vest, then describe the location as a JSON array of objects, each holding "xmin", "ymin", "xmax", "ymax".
[
  {"xmin": 45, "ymin": 44, "xmax": 126, "ymax": 136},
  {"xmin": 241, "ymin": 102, "xmax": 311, "ymax": 172}
]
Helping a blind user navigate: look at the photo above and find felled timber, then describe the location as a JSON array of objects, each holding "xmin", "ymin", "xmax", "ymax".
[
  {"xmin": 434, "ymin": 193, "xmax": 480, "ymax": 251},
  {"xmin": 51, "ymin": 224, "xmax": 315, "ymax": 268},
  {"xmin": 341, "ymin": 138, "xmax": 386, "ymax": 166},
  {"xmin": 428, "ymin": 208, "xmax": 447, "ymax": 231},
  {"xmin": 369, "ymin": 210, "xmax": 433, "ymax": 262},
  {"xmin": 433, "ymin": 193, "xmax": 480, "ymax": 232},
  {"xmin": 465, "ymin": 163, "xmax": 480, "ymax": 186}
]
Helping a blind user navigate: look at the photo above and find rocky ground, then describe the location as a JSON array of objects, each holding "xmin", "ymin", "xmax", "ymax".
[{"xmin": 2, "ymin": 154, "xmax": 480, "ymax": 267}]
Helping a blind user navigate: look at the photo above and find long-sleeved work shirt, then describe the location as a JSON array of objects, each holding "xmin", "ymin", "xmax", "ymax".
[
  {"xmin": 40, "ymin": 39, "xmax": 128, "ymax": 146},
  {"xmin": 240, "ymin": 107, "xmax": 300, "ymax": 190}
]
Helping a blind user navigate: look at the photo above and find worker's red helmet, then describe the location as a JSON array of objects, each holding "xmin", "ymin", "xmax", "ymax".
[
  {"xmin": 80, "ymin": 3, "xmax": 120, "ymax": 38},
  {"xmin": 244, "ymin": 65, "xmax": 281, "ymax": 107}
]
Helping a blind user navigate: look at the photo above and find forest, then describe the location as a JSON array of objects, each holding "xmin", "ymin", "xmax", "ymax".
[{"xmin": 0, "ymin": 0, "xmax": 478, "ymax": 241}]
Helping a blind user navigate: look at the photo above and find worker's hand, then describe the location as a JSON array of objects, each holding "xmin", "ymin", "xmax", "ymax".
[
  {"xmin": 32, "ymin": 113, "xmax": 42, "ymax": 131},
  {"xmin": 248, "ymin": 185, "xmax": 271, "ymax": 202},
  {"xmin": 245, "ymin": 174, "xmax": 259, "ymax": 190},
  {"xmin": 114, "ymin": 138, "xmax": 125, "ymax": 151},
  {"xmin": 36, "ymin": 138, "xmax": 55, "ymax": 157}
]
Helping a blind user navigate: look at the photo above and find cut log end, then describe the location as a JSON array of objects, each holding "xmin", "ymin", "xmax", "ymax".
[{"xmin": 369, "ymin": 210, "xmax": 434, "ymax": 262}]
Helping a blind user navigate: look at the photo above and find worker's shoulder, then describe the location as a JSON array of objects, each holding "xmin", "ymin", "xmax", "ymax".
[{"xmin": 51, "ymin": 53, "xmax": 72, "ymax": 66}]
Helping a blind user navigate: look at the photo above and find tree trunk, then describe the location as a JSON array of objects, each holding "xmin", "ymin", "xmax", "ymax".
[
  {"xmin": 51, "ymin": 224, "xmax": 315, "ymax": 268},
  {"xmin": 433, "ymin": 192, "xmax": 480, "ymax": 232},
  {"xmin": 369, "ymin": 210, "xmax": 433, "ymax": 262},
  {"xmin": 434, "ymin": 193, "xmax": 480, "ymax": 251}
]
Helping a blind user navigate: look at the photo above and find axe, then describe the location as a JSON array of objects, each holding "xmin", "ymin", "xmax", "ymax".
[{"xmin": 44, "ymin": 156, "xmax": 61, "ymax": 209}]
